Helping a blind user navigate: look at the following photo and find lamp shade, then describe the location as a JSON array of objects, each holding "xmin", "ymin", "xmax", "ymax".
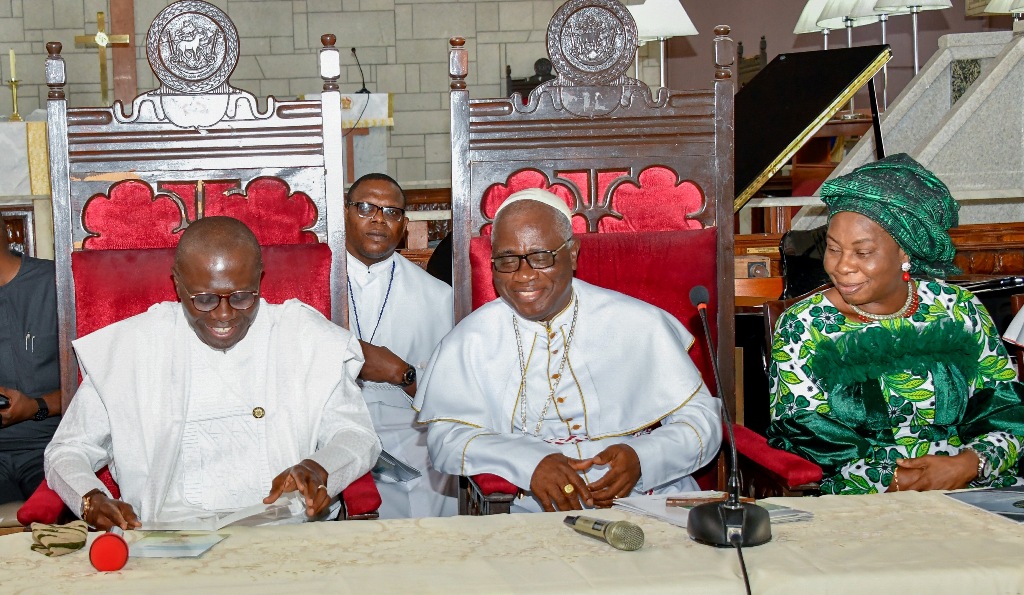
[
  {"xmin": 1012, "ymin": 0, "xmax": 1024, "ymax": 11},
  {"xmin": 818, "ymin": 0, "xmax": 880, "ymax": 29},
  {"xmin": 795, "ymin": 0, "xmax": 831, "ymax": 33},
  {"xmin": 627, "ymin": 0, "xmax": 698, "ymax": 40},
  {"xmin": 850, "ymin": 0, "xmax": 909, "ymax": 17},
  {"xmin": 983, "ymin": 0, "xmax": 1021, "ymax": 13},
  {"xmin": 873, "ymin": 0, "xmax": 952, "ymax": 11}
]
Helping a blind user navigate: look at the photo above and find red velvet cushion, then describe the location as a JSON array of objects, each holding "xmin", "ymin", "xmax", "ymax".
[
  {"xmin": 732, "ymin": 424, "xmax": 823, "ymax": 487},
  {"xmin": 204, "ymin": 177, "xmax": 319, "ymax": 245},
  {"xmin": 481, "ymin": 170, "xmax": 585, "ymax": 236},
  {"xmin": 469, "ymin": 229, "xmax": 719, "ymax": 394},
  {"xmin": 17, "ymin": 466, "xmax": 120, "ymax": 525},
  {"xmin": 479, "ymin": 167, "xmax": 703, "ymax": 235},
  {"xmin": 72, "ymin": 243, "xmax": 333, "ymax": 337},
  {"xmin": 597, "ymin": 167, "xmax": 703, "ymax": 233},
  {"xmin": 341, "ymin": 473, "xmax": 384, "ymax": 516},
  {"xmin": 82, "ymin": 180, "xmax": 184, "ymax": 250},
  {"xmin": 472, "ymin": 473, "xmax": 519, "ymax": 496},
  {"xmin": 80, "ymin": 177, "xmax": 319, "ymax": 249}
]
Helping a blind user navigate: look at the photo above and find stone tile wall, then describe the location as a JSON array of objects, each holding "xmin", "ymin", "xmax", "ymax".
[{"xmin": 0, "ymin": 0, "xmax": 662, "ymax": 185}]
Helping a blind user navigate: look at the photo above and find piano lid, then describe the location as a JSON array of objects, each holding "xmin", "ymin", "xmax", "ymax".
[{"xmin": 734, "ymin": 45, "xmax": 891, "ymax": 212}]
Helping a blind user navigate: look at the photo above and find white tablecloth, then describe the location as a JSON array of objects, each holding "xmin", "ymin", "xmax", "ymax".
[{"xmin": 2, "ymin": 491, "xmax": 1024, "ymax": 594}]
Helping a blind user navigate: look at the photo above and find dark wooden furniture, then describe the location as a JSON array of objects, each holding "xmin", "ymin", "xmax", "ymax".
[
  {"xmin": 1, "ymin": 206, "xmax": 34, "ymax": 256},
  {"xmin": 506, "ymin": 58, "xmax": 556, "ymax": 103},
  {"xmin": 737, "ymin": 36, "xmax": 767, "ymax": 88},
  {"xmin": 39, "ymin": 0, "xmax": 378, "ymax": 521},
  {"xmin": 736, "ymin": 222, "xmax": 1024, "ymax": 285}
]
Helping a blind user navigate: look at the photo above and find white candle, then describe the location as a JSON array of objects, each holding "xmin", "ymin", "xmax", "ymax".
[{"xmin": 8, "ymin": 49, "xmax": 14, "ymax": 80}]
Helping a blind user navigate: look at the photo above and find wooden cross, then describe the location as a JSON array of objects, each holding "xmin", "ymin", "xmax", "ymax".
[{"xmin": 74, "ymin": 11, "xmax": 131, "ymax": 105}]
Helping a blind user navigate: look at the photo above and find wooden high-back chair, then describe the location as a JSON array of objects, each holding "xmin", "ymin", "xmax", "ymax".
[
  {"xmin": 23, "ymin": 0, "xmax": 380, "ymax": 523},
  {"xmin": 447, "ymin": 0, "xmax": 741, "ymax": 513}
]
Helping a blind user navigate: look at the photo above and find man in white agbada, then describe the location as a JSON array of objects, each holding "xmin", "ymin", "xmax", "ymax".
[
  {"xmin": 44, "ymin": 217, "xmax": 381, "ymax": 530},
  {"xmin": 414, "ymin": 189, "xmax": 723, "ymax": 512},
  {"xmin": 345, "ymin": 173, "xmax": 456, "ymax": 518}
]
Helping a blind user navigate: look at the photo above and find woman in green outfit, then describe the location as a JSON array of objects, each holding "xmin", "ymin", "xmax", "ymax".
[{"xmin": 767, "ymin": 153, "xmax": 1024, "ymax": 495}]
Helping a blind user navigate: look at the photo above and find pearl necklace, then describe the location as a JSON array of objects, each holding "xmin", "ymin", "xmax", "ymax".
[
  {"xmin": 512, "ymin": 298, "xmax": 579, "ymax": 436},
  {"xmin": 849, "ymin": 280, "xmax": 917, "ymax": 322}
]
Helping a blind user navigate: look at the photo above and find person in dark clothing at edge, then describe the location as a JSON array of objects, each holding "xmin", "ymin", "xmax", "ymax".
[{"xmin": 0, "ymin": 221, "xmax": 61, "ymax": 505}]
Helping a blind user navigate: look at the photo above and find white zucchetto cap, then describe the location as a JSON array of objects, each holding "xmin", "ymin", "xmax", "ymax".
[{"xmin": 494, "ymin": 188, "xmax": 573, "ymax": 224}]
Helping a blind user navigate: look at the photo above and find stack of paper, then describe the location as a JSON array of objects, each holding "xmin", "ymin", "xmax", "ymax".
[
  {"xmin": 612, "ymin": 491, "xmax": 813, "ymax": 528},
  {"xmin": 140, "ymin": 492, "xmax": 309, "ymax": 532}
]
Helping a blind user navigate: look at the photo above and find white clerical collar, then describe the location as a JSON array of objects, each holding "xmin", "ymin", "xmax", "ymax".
[{"xmin": 346, "ymin": 251, "xmax": 398, "ymax": 282}]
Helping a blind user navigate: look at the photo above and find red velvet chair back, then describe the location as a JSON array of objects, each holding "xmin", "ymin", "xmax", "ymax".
[
  {"xmin": 449, "ymin": 0, "xmax": 736, "ymax": 490},
  {"xmin": 45, "ymin": 2, "xmax": 349, "ymax": 409},
  {"xmin": 71, "ymin": 245, "xmax": 333, "ymax": 337}
]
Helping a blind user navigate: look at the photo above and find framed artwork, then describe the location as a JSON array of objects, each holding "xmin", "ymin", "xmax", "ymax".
[
  {"xmin": 966, "ymin": 0, "xmax": 990, "ymax": 17},
  {"xmin": 2, "ymin": 205, "xmax": 35, "ymax": 257}
]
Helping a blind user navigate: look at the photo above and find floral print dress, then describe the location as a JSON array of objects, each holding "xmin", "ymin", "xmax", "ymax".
[{"xmin": 768, "ymin": 280, "xmax": 1024, "ymax": 494}]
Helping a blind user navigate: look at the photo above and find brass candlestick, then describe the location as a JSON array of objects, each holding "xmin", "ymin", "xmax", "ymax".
[{"xmin": 7, "ymin": 79, "xmax": 22, "ymax": 122}]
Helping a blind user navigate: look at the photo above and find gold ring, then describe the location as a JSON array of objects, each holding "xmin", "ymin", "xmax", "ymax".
[
  {"xmin": 317, "ymin": 484, "xmax": 327, "ymax": 492},
  {"xmin": 563, "ymin": 484, "xmax": 575, "ymax": 495}
]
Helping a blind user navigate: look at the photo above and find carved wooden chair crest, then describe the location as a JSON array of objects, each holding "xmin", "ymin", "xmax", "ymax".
[
  {"xmin": 21, "ymin": 0, "xmax": 380, "ymax": 523},
  {"xmin": 448, "ymin": 0, "xmax": 737, "ymax": 514}
]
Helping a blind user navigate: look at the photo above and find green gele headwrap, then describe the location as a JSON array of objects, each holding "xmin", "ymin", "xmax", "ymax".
[{"xmin": 820, "ymin": 153, "xmax": 961, "ymax": 278}]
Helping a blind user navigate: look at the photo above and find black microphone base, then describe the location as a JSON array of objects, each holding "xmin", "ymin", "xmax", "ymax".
[
  {"xmin": 357, "ymin": 87, "xmax": 370, "ymax": 94},
  {"xmin": 687, "ymin": 501, "xmax": 772, "ymax": 548}
]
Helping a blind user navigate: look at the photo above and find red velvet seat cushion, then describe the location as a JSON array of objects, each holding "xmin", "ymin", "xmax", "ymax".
[
  {"xmin": 732, "ymin": 424, "xmax": 823, "ymax": 487},
  {"xmin": 473, "ymin": 473, "xmax": 520, "ymax": 496},
  {"xmin": 18, "ymin": 466, "xmax": 120, "ymax": 525},
  {"xmin": 341, "ymin": 473, "xmax": 384, "ymax": 516},
  {"xmin": 72, "ymin": 243, "xmax": 333, "ymax": 336}
]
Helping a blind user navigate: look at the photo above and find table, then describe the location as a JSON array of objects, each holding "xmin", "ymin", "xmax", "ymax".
[{"xmin": 2, "ymin": 491, "xmax": 1024, "ymax": 594}]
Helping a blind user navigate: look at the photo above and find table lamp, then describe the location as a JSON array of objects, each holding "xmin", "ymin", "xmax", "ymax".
[
  {"xmin": 818, "ymin": 0, "xmax": 880, "ymax": 114},
  {"xmin": 794, "ymin": 0, "xmax": 834, "ymax": 49},
  {"xmin": 818, "ymin": 0, "xmax": 881, "ymax": 50},
  {"xmin": 873, "ymin": 0, "xmax": 952, "ymax": 74},
  {"xmin": 850, "ymin": 0, "xmax": 909, "ymax": 108},
  {"xmin": 626, "ymin": 0, "xmax": 698, "ymax": 89},
  {"xmin": 983, "ymin": 0, "xmax": 1024, "ymax": 21}
]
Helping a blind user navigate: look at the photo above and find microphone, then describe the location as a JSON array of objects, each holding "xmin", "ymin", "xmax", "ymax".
[
  {"xmin": 685, "ymin": 285, "xmax": 771, "ymax": 548},
  {"xmin": 350, "ymin": 47, "xmax": 370, "ymax": 94},
  {"xmin": 90, "ymin": 526, "xmax": 129, "ymax": 571},
  {"xmin": 563, "ymin": 515, "xmax": 644, "ymax": 551}
]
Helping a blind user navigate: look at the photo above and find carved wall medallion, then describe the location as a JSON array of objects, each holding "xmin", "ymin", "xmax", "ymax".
[
  {"xmin": 547, "ymin": 0, "xmax": 637, "ymax": 86},
  {"xmin": 146, "ymin": 0, "xmax": 239, "ymax": 94}
]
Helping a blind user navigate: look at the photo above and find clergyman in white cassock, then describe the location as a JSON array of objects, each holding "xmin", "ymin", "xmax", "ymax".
[
  {"xmin": 348, "ymin": 250, "xmax": 456, "ymax": 518},
  {"xmin": 413, "ymin": 190, "xmax": 722, "ymax": 513}
]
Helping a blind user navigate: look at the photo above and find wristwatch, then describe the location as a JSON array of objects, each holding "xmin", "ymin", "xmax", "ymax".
[
  {"xmin": 967, "ymin": 447, "xmax": 991, "ymax": 481},
  {"xmin": 399, "ymin": 365, "xmax": 417, "ymax": 387},
  {"xmin": 32, "ymin": 397, "xmax": 49, "ymax": 421}
]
